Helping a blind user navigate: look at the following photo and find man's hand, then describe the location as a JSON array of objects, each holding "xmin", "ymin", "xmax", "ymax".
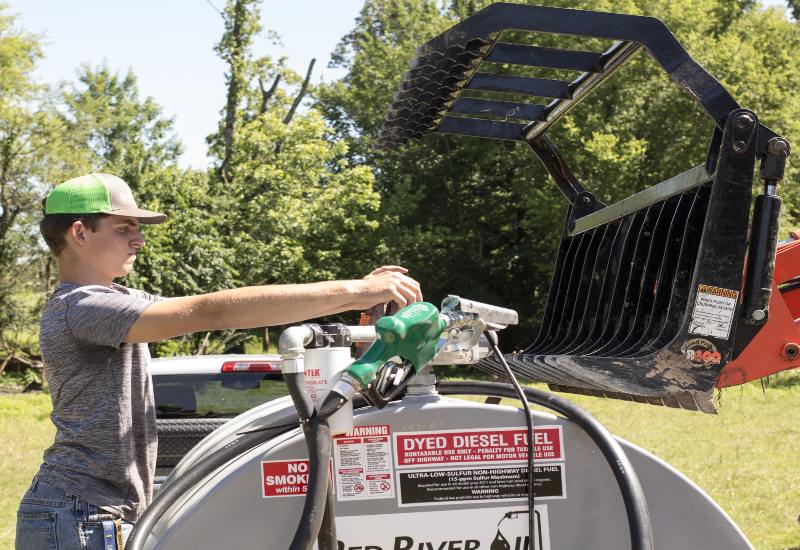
[{"xmin": 350, "ymin": 265, "xmax": 423, "ymax": 310}]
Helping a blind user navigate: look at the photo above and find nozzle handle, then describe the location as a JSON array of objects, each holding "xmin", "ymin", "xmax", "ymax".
[{"xmin": 344, "ymin": 302, "xmax": 446, "ymax": 389}]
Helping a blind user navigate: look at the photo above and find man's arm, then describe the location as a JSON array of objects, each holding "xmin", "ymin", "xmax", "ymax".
[{"xmin": 124, "ymin": 267, "xmax": 421, "ymax": 343}]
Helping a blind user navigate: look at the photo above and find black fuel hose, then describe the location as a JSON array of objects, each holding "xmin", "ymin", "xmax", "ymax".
[
  {"xmin": 288, "ymin": 416, "xmax": 333, "ymax": 550},
  {"xmin": 285, "ymin": 372, "xmax": 336, "ymax": 550},
  {"xmin": 436, "ymin": 381, "xmax": 655, "ymax": 550},
  {"xmin": 318, "ymin": 475, "xmax": 337, "ymax": 550},
  {"xmin": 286, "ymin": 372, "xmax": 314, "ymax": 421},
  {"xmin": 287, "ymin": 389, "xmax": 350, "ymax": 550},
  {"xmin": 483, "ymin": 331, "xmax": 536, "ymax": 549}
]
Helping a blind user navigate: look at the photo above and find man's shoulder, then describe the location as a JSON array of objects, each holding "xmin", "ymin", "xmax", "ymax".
[
  {"xmin": 50, "ymin": 283, "xmax": 142, "ymax": 302},
  {"xmin": 41, "ymin": 283, "xmax": 158, "ymax": 349},
  {"xmin": 42, "ymin": 284, "xmax": 155, "ymax": 322}
]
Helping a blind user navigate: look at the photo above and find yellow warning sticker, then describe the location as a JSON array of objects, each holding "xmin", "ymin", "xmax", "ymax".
[{"xmin": 696, "ymin": 284, "xmax": 739, "ymax": 299}]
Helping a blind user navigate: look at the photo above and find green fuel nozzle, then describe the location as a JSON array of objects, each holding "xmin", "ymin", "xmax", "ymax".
[
  {"xmin": 319, "ymin": 302, "xmax": 446, "ymax": 417},
  {"xmin": 349, "ymin": 302, "xmax": 445, "ymax": 387}
]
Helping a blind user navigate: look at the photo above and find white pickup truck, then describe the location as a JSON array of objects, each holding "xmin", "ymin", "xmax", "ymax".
[{"xmin": 151, "ymin": 354, "xmax": 285, "ymax": 485}]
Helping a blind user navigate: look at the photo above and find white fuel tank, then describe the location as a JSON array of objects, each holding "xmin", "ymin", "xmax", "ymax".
[{"xmin": 143, "ymin": 393, "xmax": 752, "ymax": 550}]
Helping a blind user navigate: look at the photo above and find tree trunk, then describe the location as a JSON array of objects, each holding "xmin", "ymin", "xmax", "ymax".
[{"xmin": 219, "ymin": 0, "xmax": 248, "ymax": 182}]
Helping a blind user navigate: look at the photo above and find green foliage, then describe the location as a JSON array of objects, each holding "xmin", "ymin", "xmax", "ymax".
[
  {"xmin": 59, "ymin": 65, "xmax": 183, "ymax": 181},
  {"xmin": 0, "ymin": 5, "xmax": 57, "ymax": 350},
  {"xmin": 205, "ymin": 0, "xmax": 386, "ymax": 290},
  {"xmin": 209, "ymin": 0, "xmax": 262, "ymax": 180},
  {"xmin": 219, "ymin": 109, "xmax": 382, "ymax": 285}
]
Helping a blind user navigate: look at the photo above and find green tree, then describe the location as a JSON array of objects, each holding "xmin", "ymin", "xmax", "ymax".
[
  {"xmin": 207, "ymin": 0, "xmax": 386, "ymax": 287},
  {"xmin": 59, "ymin": 65, "xmax": 183, "ymax": 184},
  {"xmin": 0, "ymin": 4, "xmax": 63, "ymax": 365},
  {"xmin": 210, "ymin": 0, "xmax": 262, "ymax": 182}
]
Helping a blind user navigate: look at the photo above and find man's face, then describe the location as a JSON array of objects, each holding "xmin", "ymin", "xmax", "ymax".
[{"xmin": 72, "ymin": 215, "xmax": 145, "ymax": 279}]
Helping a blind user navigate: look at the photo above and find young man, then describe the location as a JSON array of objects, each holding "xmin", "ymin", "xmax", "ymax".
[{"xmin": 16, "ymin": 173, "xmax": 422, "ymax": 550}]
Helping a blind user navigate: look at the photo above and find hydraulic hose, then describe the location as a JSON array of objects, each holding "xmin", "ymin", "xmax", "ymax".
[
  {"xmin": 437, "ymin": 380, "xmax": 655, "ymax": 550},
  {"xmin": 125, "ymin": 423, "xmax": 295, "ymax": 550}
]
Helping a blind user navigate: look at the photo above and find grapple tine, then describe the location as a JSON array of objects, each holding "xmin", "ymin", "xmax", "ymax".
[
  {"xmin": 609, "ymin": 195, "xmax": 681, "ymax": 356},
  {"xmin": 583, "ymin": 210, "xmax": 647, "ymax": 355},
  {"xmin": 628, "ymin": 192, "xmax": 693, "ymax": 356},
  {"xmin": 527, "ymin": 228, "xmax": 584, "ymax": 354},
  {"xmin": 552, "ymin": 224, "xmax": 615, "ymax": 354},
  {"xmin": 637, "ymin": 185, "xmax": 710, "ymax": 356},
  {"xmin": 568, "ymin": 219, "xmax": 629, "ymax": 355}
]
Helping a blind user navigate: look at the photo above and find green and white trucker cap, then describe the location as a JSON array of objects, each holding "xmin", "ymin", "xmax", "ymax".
[{"xmin": 43, "ymin": 173, "xmax": 167, "ymax": 224}]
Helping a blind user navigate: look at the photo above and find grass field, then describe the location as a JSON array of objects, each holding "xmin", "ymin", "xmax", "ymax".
[
  {"xmin": 1, "ymin": 372, "xmax": 798, "ymax": 549},
  {"xmin": 0, "ymin": 391, "xmax": 54, "ymax": 549}
]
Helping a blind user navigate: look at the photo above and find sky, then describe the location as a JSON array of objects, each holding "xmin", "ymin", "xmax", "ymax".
[
  {"xmin": 7, "ymin": 1, "xmax": 790, "ymax": 170},
  {"xmin": 7, "ymin": 0, "xmax": 366, "ymax": 169}
]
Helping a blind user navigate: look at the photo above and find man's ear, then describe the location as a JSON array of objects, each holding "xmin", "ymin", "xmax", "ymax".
[{"xmin": 67, "ymin": 221, "xmax": 88, "ymax": 247}]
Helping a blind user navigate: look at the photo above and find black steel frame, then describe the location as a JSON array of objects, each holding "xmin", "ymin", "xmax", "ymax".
[{"xmin": 377, "ymin": 3, "xmax": 790, "ymax": 412}]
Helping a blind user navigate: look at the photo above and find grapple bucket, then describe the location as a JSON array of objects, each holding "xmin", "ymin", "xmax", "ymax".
[{"xmin": 377, "ymin": 3, "xmax": 792, "ymax": 412}]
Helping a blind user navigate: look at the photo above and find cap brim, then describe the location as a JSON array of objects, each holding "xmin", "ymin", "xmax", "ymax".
[{"xmin": 107, "ymin": 207, "xmax": 168, "ymax": 224}]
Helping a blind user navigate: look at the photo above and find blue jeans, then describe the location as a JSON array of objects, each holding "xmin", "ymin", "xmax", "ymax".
[{"xmin": 15, "ymin": 475, "xmax": 134, "ymax": 550}]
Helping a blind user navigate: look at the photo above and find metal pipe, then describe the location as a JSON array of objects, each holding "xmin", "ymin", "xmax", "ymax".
[
  {"xmin": 347, "ymin": 325, "xmax": 377, "ymax": 342},
  {"xmin": 279, "ymin": 325, "xmax": 314, "ymax": 358}
]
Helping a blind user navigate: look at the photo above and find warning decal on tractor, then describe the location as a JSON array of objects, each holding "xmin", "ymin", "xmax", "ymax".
[
  {"xmin": 688, "ymin": 284, "xmax": 739, "ymax": 340},
  {"xmin": 397, "ymin": 463, "xmax": 565, "ymax": 506},
  {"xmin": 335, "ymin": 506, "xmax": 551, "ymax": 550},
  {"xmin": 394, "ymin": 426, "xmax": 563, "ymax": 467},
  {"xmin": 333, "ymin": 424, "xmax": 395, "ymax": 501}
]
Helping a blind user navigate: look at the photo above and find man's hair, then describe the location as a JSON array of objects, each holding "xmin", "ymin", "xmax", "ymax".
[{"xmin": 40, "ymin": 213, "xmax": 109, "ymax": 256}]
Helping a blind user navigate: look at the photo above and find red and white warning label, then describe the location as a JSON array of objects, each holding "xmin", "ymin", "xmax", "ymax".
[
  {"xmin": 394, "ymin": 426, "xmax": 563, "ymax": 467},
  {"xmin": 261, "ymin": 459, "xmax": 310, "ymax": 497},
  {"xmin": 333, "ymin": 424, "xmax": 395, "ymax": 501}
]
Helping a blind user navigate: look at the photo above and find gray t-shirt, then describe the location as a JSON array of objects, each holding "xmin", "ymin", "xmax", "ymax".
[{"xmin": 37, "ymin": 282, "xmax": 160, "ymax": 522}]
